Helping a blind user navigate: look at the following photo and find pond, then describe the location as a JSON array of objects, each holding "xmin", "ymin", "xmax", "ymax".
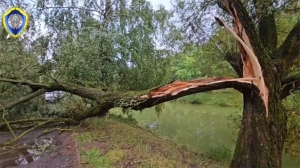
[{"xmin": 112, "ymin": 102, "xmax": 300, "ymax": 168}]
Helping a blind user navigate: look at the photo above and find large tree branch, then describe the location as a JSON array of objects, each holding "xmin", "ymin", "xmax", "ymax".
[
  {"xmin": 275, "ymin": 21, "xmax": 300, "ymax": 67},
  {"xmin": 0, "ymin": 77, "xmax": 261, "ymax": 120},
  {"xmin": 129, "ymin": 78, "xmax": 259, "ymax": 110},
  {"xmin": 253, "ymin": 0, "xmax": 277, "ymax": 52},
  {"xmin": 221, "ymin": 0, "xmax": 268, "ymax": 62},
  {"xmin": 281, "ymin": 73, "xmax": 300, "ymax": 99}
]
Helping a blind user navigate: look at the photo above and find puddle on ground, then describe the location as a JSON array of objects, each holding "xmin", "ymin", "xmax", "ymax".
[{"xmin": 0, "ymin": 137, "xmax": 58, "ymax": 167}]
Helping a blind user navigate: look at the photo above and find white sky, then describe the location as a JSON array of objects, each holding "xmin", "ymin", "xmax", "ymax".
[
  {"xmin": 1, "ymin": 0, "xmax": 173, "ymax": 42},
  {"xmin": 149, "ymin": 0, "xmax": 172, "ymax": 10}
]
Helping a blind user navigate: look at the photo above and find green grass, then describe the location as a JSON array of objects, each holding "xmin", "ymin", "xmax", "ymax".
[
  {"xmin": 82, "ymin": 148, "xmax": 112, "ymax": 168},
  {"xmin": 76, "ymin": 115, "xmax": 225, "ymax": 168}
]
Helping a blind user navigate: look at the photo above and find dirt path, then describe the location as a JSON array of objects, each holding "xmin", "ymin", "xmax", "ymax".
[{"xmin": 0, "ymin": 129, "xmax": 79, "ymax": 168}]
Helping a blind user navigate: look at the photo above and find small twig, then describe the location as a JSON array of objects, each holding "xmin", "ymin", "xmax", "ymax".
[
  {"xmin": 0, "ymin": 121, "xmax": 50, "ymax": 147},
  {"xmin": 44, "ymin": 72, "xmax": 60, "ymax": 84},
  {"xmin": 42, "ymin": 127, "xmax": 74, "ymax": 134},
  {"xmin": 0, "ymin": 104, "xmax": 16, "ymax": 138}
]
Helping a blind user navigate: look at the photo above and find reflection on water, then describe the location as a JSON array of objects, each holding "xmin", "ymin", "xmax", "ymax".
[{"xmin": 0, "ymin": 137, "xmax": 57, "ymax": 167}]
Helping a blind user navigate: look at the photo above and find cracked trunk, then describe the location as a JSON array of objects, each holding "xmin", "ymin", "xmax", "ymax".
[{"xmin": 231, "ymin": 89, "xmax": 288, "ymax": 168}]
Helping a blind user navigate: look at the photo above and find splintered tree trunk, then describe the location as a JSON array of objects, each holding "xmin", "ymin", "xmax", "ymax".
[{"xmin": 231, "ymin": 89, "xmax": 288, "ymax": 168}]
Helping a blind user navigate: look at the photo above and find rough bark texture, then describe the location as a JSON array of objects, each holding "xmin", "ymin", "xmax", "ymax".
[
  {"xmin": 231, "ymin": 89, "xmax": 287, "ymax": 168},
  {"xmin": 218, "ymin": 0, "xmax": 294, "ymax": 167}
]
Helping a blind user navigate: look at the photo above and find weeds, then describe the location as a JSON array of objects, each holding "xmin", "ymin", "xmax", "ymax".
[
  {"xmin": 204, "ymin": 145, "xmax": 232, "ymax": 163},
  {"xmin": 82, "ymin": 148, "xmax": 112, "ymax": 168}
]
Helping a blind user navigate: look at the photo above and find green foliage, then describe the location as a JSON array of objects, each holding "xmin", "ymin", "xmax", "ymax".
[
  {"xmin": 283, "ymin": 92, "xmax": 300, "ymax": 158},
  {"xmin": 170, "ymin": 44, "xmax": 236, "ymax": 81},
  {"xmin": 34, "ymin": 0, "xmax": 173, "ymax": 91},
  {"xmin": 177, "ymin": 90, "xmax": 242, "ymax": 107},
  {"xmin": 0, "ymin": 0, "xmax": 173, "ymax": 120}
]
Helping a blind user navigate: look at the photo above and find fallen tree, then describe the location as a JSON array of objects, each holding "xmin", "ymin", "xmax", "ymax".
[
  {"xmin": 1, "ymin": 0, "xmax": 300, "ymax": 167},
  {"xmin": 0, "ymin": 77, "xmax": 259, "ymax": 120}
]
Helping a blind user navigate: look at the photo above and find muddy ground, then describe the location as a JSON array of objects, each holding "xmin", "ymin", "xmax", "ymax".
[{"xmin": 0, "ymin": 129, "xmax": 79, "ymax": 168}]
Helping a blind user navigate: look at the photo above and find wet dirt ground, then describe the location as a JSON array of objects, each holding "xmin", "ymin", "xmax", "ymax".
[{"xmin": 0, "ymin": 129, "xmax": 79, "ymax": 168}]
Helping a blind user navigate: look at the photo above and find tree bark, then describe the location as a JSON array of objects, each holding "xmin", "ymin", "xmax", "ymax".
[{"xmin": 231, "ymin": 90, "xmax": 287, "ymax": 168}]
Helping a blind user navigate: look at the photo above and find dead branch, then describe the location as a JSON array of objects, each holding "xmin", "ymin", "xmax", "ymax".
[
  {"xmin": 221, "ymin": 0, "xmax": 267, "ymax": 61},
  {"xmin": 215, "ymin": 15, "xmax": 269, "ymax": 117}
]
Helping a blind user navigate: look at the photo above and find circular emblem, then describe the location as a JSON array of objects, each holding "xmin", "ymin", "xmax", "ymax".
[{"xmin": 8, "ymin": 14, "xmax": 23, "ymax": 29}]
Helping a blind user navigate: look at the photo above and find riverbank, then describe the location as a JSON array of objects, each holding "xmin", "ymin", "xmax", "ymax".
[
  {"xmin": 77, "ymin": 116, "xmax": 225, "ymax": 168},
  {"xmin": 111, "ymin": 102, "xmax": 300, "ymax": 168}
]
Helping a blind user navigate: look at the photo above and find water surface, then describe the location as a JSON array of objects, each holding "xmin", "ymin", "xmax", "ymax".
[{"xmin": 113, "ymin": 102, "xmax": 300, "ymax": 168}]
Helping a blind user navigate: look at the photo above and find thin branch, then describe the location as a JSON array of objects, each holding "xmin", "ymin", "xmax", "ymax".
[
  {"xmin": 275, "ymin": 21, "xmax": 300, "ymax": 67},
  {"xmin": 0, "ymin": 77, "xmax": 103, "ymax": 101},
  {"xmin": 0, "ymin": 78, "xmax": 51, "ymax": 90},
  {"xmin": 281, "ymin": 73, "xmax": 300, "ymax": 99},
  {"xmin": 1, "ymin": 104, "xmax": 16, "ymax": 138},
  {"xmin": 0, "ymin": 89, "xmax": 47, "ymax": 113},
  {"xmin": 0, "ymin": 121, "xmax": 50, "ymax": 147},
  {"xmin": 43, "ymin": 6, "xmax": 102, "ymax": 14}
]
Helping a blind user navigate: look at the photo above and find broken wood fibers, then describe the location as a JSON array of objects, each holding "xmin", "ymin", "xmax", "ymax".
[
  {"xmin": 215, "ymin": 0, "xmax": 269, "ymax": 117},
  {"xmin": 141, "ymin": 0, "xmax": 269, "ymax": 117}
]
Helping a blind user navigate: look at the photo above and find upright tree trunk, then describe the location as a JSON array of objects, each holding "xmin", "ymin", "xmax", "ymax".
[{"xmin": 231, "ymin": 89, "xmax": 288, "ymax": 168}]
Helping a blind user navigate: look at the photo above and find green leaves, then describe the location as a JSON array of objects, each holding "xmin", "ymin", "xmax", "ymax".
[
  {"xmin": 170, "ymin": 44, "xmax": 236, "ymax": 80},
  {"xmin": 30, "ymin": 0, "xmax": 173, "ymax": 92}
]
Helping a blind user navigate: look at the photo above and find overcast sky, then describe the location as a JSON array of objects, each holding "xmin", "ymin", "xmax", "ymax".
[
  {"xmin": 148, "ymin": 0, "xmax": 172, "ymax": 10},
  {"xmin": 1, "ymin": 0, "xmax": 173, "ymax": 40}
]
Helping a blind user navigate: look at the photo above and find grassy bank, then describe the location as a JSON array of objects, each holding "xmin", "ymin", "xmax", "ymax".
[
  {"xmin": 73, "ymin": 90, "xmax": 300, "ymax": 167},
  {"xmin": 76, "ymin": 115, "xmax": 225, "ymax": 168}
]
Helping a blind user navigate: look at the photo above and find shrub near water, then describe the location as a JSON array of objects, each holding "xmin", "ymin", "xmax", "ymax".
[{"xmin": 177, "ymin": 89, "xmax": 242, "ymax": 107}]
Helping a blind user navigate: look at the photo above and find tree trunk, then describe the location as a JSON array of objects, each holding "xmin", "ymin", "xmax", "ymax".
[{"xmin": 231, "ymin": 90, "xmax": 288, "ymax": 168}]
